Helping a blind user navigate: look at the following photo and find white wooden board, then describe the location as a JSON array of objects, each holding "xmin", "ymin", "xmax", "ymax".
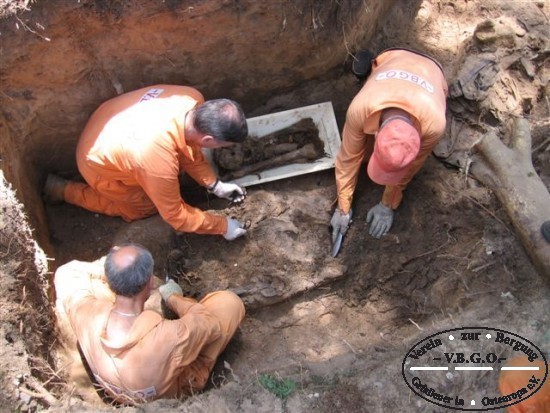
[{"xmin": 206, "ymin": 102, "xmax": 342, "ymax": 187}]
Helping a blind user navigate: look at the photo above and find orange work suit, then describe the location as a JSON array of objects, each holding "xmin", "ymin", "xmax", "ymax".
[
  {"xmin": 499, "ymin": 356, "xmax": 550, "ymax": 413},
  {"xmin": 335, "ymin": 49, "xmax": 448, "ymax": 213},
  {"xmin": 63, "ymin": 85, "xmax": 227, "ymax": 235},
  {"xmin": 54, "ymin": 258, "xmax": 245, "ymax": 404}
]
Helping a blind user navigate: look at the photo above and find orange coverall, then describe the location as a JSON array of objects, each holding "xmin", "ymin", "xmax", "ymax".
[
  {"xmin": 64, "ymin": 85, "xmax": 227, "ymax": 235},
  {"xmin": 54, "ymin": 258, "xmax": 245, "ymax": 404},
  {"xmin": 335, "ymin": 49, "xmax": 448, "ymax": 213},
  {"xmin": 499, "ymin": 356, "xmax": 550, "ymax": 413}
]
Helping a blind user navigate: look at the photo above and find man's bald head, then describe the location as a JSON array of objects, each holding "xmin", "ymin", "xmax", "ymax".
[
  {"xmin": 105, "ymin": 244, "xmax": 154, "ymax": 297},
  {"xmin": 194, "ymin": 98, "xmax": 248, "ymax": 143},
  {"xmin": 110, "ymin": 245, "xmax": 140, "ymax": 269}
]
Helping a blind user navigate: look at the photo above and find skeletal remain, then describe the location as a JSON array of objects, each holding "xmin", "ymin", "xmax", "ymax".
[
  {"xmin": 214, "ymin": 118, "xmax": 324, "ymax": 173},
  {"xmin": 223, "ymin": 143, "xmax": 319, "ymax": 180}
]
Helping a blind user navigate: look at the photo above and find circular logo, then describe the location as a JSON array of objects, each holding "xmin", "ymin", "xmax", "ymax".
[{"xmin": 401, "ymin": 327, "xmax": 548, "ymax": 411}]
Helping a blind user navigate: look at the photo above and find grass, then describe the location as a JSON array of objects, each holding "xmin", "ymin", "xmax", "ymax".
[{"xmin": 258, "ymin": 373, "xmax": 297, "ymax": 400}]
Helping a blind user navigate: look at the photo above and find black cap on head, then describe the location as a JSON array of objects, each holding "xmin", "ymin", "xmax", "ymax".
[{"xmin": 352, "ymin": 49, "xmax": 375, "ymax": 82}]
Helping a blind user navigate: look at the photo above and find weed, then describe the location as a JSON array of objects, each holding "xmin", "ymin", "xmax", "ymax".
[{"xmin": 258, "ymin": 373, "xmax": 297, "ymax": 400}]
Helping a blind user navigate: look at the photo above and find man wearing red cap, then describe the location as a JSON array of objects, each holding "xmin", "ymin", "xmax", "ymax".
[{"xmin": 331, "ymin": 49, "xmax": 448, "ymax": 241}]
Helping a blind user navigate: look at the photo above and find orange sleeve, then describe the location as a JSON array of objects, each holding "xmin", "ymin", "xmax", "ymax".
[
  {"xmin": 134, "ymin": 163, "xmax": 227, "ymax": 235},
  {"xmin": 167, "ymin": 294, "xmax": 198, "ymax": 317},
  {"xmin": 180, "ymin": 144, "xmax": 218, "ymax": 187},
  {"xmin": 335, "ymin": 106, "xmax": 372, "ymax": 214}
]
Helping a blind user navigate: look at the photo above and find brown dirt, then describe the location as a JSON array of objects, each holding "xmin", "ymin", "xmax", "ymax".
[{"xmin": 1, "ymin": 1, "xmax": 549, "ymax": 412}]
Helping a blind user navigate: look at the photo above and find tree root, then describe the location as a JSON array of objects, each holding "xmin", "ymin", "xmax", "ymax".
[{"xmin": 471, "ymin": 117, "xmax": 550, "ymax": 278}]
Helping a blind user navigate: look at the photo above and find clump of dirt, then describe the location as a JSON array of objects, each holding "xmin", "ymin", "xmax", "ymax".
[{"xmin": 311, "ymin": 381, "xmax": 367, "ymax": 413}]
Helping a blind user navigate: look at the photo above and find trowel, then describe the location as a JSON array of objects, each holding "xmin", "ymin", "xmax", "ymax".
[{"xmin": 330, "ymin": 209, "xmax": 352, "ymax": 258}]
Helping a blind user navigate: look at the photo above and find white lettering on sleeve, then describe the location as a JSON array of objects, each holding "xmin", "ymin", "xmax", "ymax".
[
  {"xmin": 139, "ymin": 88, "xmax": 165, "ymax": 102},
  {"xmin": 375, "ymin": 70, "xmax": 434, "ymax": 93}
]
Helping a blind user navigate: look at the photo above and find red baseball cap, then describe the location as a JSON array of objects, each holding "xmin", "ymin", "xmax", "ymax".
[{"xmin": 367, "ymin": 117, "xmax": 420, "ymax": 185}]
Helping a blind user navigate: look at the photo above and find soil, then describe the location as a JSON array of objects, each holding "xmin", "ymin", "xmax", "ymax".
[{"xmin": 1, "ymin": 1, "xmax": 549, "ymax": 412}]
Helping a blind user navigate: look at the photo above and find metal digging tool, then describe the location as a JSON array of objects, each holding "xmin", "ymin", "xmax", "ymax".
[{"xmin": 331, "ymin": 209, "xmax": 352, "ymax": 258}]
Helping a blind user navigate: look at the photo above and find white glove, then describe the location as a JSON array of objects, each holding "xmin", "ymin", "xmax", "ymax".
[
  {"xmin": 159, "ymin": 279, "xmax": 183, "ymax": 301},
  {"xmin": 366, "ymin": 202, "xmax": 394, "ymax": 239},
  {"xmin": 330, "ymin": 208, "xmax": 351, "ymax": 244},
  {"xmin": 224, "ymin": 218, "xmax": 247, "ymax": 240},
  {"xmin": 208, "ymin": 179, "xmax": 246, "ymax": 203}
]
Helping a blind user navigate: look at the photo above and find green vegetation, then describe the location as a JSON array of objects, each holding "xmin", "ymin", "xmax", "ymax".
[{"xmin": 258, "ymin": 373, "xmax": 297, "ymax": 400}]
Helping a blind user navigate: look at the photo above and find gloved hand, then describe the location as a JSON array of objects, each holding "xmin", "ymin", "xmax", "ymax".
[
  {"xmin": 224, "ymin": 217, "xmax": 247, "ymax": 240},
  {"xmin": 159, "ymin": 279, "xmax": 183, "ymax": 301},
  {"xmin": 330, "ymin": 208, "xmax": 352, "ymax": 244},
  {"xmin": 366, "ymin": 202, "xmax": 394, "ymax": 239},
  {"xmin": 208, "ymin": 179, "xmax": 246, "ymax": 203}
]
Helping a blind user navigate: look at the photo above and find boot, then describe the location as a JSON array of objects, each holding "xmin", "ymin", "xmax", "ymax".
[{"xmin": 43, "ymin": 174, "xmax": 68, "ymax": 204}]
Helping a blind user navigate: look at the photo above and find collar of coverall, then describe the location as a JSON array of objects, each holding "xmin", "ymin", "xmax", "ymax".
[
  {"xmin": 100, "ymin": 310, "xmax": 163, "ymax": 354},
  {"xmin": 379, "ymin": 113, "xmax": 414, "ymax": 130}
]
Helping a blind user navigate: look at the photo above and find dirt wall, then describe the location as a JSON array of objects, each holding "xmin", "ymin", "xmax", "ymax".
[{"xmin": 0, "ymin": 172, "xmax": 53, "ymax": 408}]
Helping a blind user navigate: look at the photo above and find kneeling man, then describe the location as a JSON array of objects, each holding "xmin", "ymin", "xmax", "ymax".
[{"xmin": 54, "ymin": 243, "xmax": 244, "ymax": 404}]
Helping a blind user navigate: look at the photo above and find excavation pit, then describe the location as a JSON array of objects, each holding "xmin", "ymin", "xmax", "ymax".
[{"xmin": 1, "ymin": 1, "xmax": 549, "ymax": 412}]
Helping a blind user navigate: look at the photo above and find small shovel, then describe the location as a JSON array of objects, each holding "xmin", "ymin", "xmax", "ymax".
[{"xmin": 330, "ymin": 209, "xmax": 352, "ymax": 258}]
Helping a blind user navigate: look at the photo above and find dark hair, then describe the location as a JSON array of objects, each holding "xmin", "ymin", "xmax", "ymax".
[
  {"xmin": 104, "ymin": 244, "xmax": 154, "ymax": 297},
  {"xmin": 194, "ymin": 98, "xmax": 248, "ymax": 143}
]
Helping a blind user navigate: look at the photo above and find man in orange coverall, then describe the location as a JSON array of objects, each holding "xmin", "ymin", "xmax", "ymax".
[
  {"xmin": 44, "ymin": 85, "xmax": 248, "ymax": 241},
  {"xmin": 498, "ymin": 356, "xmax": 549, "ymax": 413},
  {"xmin": 54, "ymin": 243, "xmax": 245, "ymax": 404},
  {"xmin": 331, "ymin": 49, "xmax": 448, "ymax": 242}
]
